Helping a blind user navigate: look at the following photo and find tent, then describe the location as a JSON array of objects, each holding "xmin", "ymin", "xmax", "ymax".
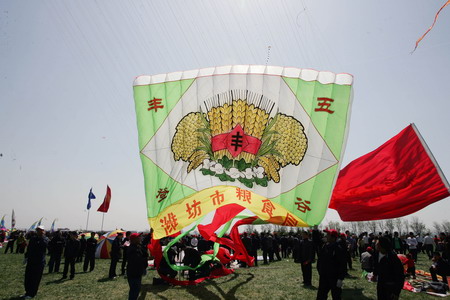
[{"xmin": 95, "ymin": 230, "xmax": 124, "ymax": 259}]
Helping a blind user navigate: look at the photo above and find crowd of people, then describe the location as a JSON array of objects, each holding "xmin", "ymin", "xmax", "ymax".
[
  {"xmin": 1, "ymin": 226, "xmax": 449, "ymax": 300},
  {"xmin": 1, "ymin": 227, "xmax": 150, "ymax": 300}
]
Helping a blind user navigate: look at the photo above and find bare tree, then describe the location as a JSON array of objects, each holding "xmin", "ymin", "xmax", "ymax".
[
  {"xmin": 442, "ymin": 221, "xmax": 450, "ymax": 234},
  {"xmin": 384, "ymin": 219, "xmax": 395, "ymax": 234},
  {"xmin": 394, "ymin": 218, "xmax": 403, "ymax": 235},
  {"xmin": 327, "ymin": 221, "xmax": 341, "ymax": 231},
  {"xmin": 357, "ymin": 221, "xmax": 367, "ymax": 234},
  {"xmin": 366, "ymin": 221, "xmax": 377, "ymax": 234},
  {"xmin": 403, "ymin": 219, "xmax": 410, "ymax": 234},
  {"xmin": 433, "ymin": 222, "xmax": 442, "ymax": 235},
  {"xmin": 349, "ymin": 222, "xmax": 359, "ymax": 234},
  {"xmin": 410, "ymin": 216, "xmax": 426, "ymax": 235}
]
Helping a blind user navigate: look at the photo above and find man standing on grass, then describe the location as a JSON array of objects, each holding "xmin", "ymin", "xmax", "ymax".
[
  {"xmin": 316, "ymin": 229, "xmax": 346, "ymax": 300},
  {"xmin": 299, "ymin": 230, "xmax": 315, "ymax": 287},
  {"xmin": 62, "ymin": 231, "xmax": 80, "ymax": 280},
  {"xmin": 121, "ymin": 231, "xmax": 132, "ymax": 275},
  {"xmin": 22, "ymin": 225, "xmax": 48, "ymax": 299},
  {"xmin": 109, "ymin": 232, "xmax": 123, "ymax": 279},
  {"xmin": 126, "ymin": 233, "xmax": 148, "ymax": 300},
  {"xmin": 372, "ymin": 236, "xmax": 405, "ymax": 300},
  {"xmin": 83, "ymin": 232, "xmax": 97, "ymax": 272}
]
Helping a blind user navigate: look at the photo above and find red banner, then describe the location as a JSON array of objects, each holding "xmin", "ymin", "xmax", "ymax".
[
  {"xmin": 330, "ymin": 124, "xmax": 450, "ymax": 221},
  {"xmin": 97, "ymin": 185, "xmax": 111, "ymax": 213}
]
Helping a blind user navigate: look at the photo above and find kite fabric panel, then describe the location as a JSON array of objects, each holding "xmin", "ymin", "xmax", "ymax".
[
  {"xmin": 329, "ymin": 123, "xmax": 450, "ymax": 221},
  {"xmin": 133, "ymin": 65, "xmax": 353, "ymax": 239}
]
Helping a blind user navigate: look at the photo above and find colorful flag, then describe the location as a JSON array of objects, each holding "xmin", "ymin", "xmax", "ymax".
[
  {"xmin": 50, "ymin": 219, "xmax": 57, "ymax": 233},
  {"xmin": 28, "ymin": 221, "xmax": 38, "ymax": 232},
  {"xmin": 37, "ymin": 217, "xmax": 43, "ymax": 227},
  {"xmin": 330, "ymin": 124, "xmax": 450, "ymax": 221},
  {"xmin": 11, "ymin": 209, "xmax": 15, "ymax": 229},
  {"xmin": 97, "ymin": 185, "xmax": 111, "ymax": 213},
  {"xmin": 87, "ymin": 188, "xmax": 96, "ymax": 210},
  {"xmin": 0, "ymin": 215, "xmax": 5, "ymax": 230},
  {"xmin": 133, "ymin": 65, "xmax": 353, "ymax": 239}
]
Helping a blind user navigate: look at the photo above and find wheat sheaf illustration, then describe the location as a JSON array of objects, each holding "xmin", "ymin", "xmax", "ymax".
[{"xmin": 171, "ymin": 90, "xmax": 308, "ymax": 188}]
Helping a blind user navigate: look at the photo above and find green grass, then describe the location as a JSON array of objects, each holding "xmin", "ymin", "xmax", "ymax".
[{"xmin": 0, "ymin": 250, "xmax": 441, "ymax": 299}]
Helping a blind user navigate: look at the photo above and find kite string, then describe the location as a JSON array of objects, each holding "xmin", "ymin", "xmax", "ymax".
[{"xmin": 265, "ymin": 46, "xmax": 271, "ymax": 66}]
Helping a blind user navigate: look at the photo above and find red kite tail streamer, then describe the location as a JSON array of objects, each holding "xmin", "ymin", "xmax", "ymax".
[{"xmin": 413, "ymin": 0, "xmax": 450, "ymax": 52}]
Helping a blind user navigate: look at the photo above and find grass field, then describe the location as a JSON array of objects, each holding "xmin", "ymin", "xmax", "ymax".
[{"xmin": 0, "ymin": 249, "xmax": 442, "ymax": 300}]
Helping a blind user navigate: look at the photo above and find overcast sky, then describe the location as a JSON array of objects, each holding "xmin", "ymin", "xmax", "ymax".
[{"xmin": 1, "ymin": 0, "xmax": 449, "ymax": 232}]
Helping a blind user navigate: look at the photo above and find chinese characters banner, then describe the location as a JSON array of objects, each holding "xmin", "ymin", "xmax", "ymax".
[{"xmin": 133, "ymin": 65, "xmax": 353, "ymax": 239}]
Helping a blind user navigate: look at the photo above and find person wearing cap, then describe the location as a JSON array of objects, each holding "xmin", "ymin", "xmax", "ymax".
[
  {"xmin": 83, "ymin": 232, "xmax": 97, "ymax": 272},
  {"xmin": 360, "ymin": 247, "xmax": 374, "ymax": 272},
  {"xmin": 316, "ymin": 229, "xmax": 346, "ymax": 300},
  {"xmin": 372, "ymin": 236, "xmax": 405, "ymax": 300},
  {"xmin": 109, "ymin": 231, "xmax": 123, "ymax": 279},
  {"xmin": 126, "ymin": 233, "xmax": 148, "ymax": 300},
  {"xmin": 62, "ymin": 231, "xmax": 80, "ymax": 280},
  {"xmin": 22, "ymin": 225, "xmax": 48, "ymax": 299}
]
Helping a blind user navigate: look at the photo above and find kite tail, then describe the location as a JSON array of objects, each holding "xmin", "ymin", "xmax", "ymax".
[{"xmin": 413, "ymin": 0, "xmax": 450, "ymax": 52}]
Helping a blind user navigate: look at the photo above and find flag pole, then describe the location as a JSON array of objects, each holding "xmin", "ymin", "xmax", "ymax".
[
  {"xmin": 86, "ymin": 209, "xmax": 90, "ymax": 231},
  {"xmin": 101, "ymin": 213, "xmax": 105, "ymax": 232}
]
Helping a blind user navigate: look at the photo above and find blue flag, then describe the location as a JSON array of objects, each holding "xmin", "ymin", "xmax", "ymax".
[{"xmin": 87, "ymin": 188, "xmax": 96, "ymax": 210}]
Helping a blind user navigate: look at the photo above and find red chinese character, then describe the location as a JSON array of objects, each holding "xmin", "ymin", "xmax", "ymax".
[
  {"xmin": 282, "ymin": 213, "xmax": 298, "ymax": 227},
  {"xmin": 147, "ymin": 97, "xmax": 164, "ymax": 112},
  {"xmin": 261, "ymin": 199, "xmax": 276, "ymax": 218},
  {"xmin": 295, "ymin": 197, "xmax": 311, "ymax": 213},
  {"xmin": 186, "ymin": 200, "xmax": 202, "ymax": 219},
  {"xmin": 156, "ymin": 188, "xmax": 169, "ymax": 203},
  {"xmin": 210, "ymin": 190, "xmax": 225, "ymax": 206},
  {"xmin": 236, "ymin": 188, "xmax": 252, "ymax": 204},
  {"xmin": 315, "ymin": 97, "xmax": 334, "ymax": 114},
  {"xmin": 160, "ymin": 212, "xmax": 178, "ymax": 235}
]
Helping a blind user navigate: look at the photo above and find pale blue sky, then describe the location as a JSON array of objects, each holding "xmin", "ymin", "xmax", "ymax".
[{"xmin": 1, "ymin": 0, "xmax": 449, "ymax": 231}]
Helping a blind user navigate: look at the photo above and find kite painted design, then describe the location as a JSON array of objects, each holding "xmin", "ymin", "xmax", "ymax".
[{"xmin": 171, "ymin": 93, "xmax": 308, "ymax": 187}]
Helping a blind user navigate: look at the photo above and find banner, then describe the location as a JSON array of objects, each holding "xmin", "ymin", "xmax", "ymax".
[{"xmin": 330, "ymin": 124, "xmax": 450, "ymax": 221}]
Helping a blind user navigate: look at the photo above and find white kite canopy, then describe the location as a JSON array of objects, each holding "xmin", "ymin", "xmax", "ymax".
[{"xmin": 134, "ymin": 65, "xmax": 353, "ymax": 86}]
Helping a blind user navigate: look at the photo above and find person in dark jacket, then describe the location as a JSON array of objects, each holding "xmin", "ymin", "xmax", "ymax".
[
  {"xmin": 261, "ymin": 233, "xmax": 272, "ymax": 265},
  {"xmin": 241, "ymin": 232, "xmax": 252, "ymax": 267},
  {"xmin": 430, "ymin": 252, "xmax": 450, "ymax": 284},
  {"xmin": 4, "ymin": 231, "xmax": 17, "ymax": 254},
  {"xmin": 62, "ymin": 231, "xmax": 80, "ymax": 280},
  {"xmin": 251, "ymin": 233, "xmax": 261, "ymax": 266},
  {"xmin": 76, "ymin": 234, "xmax": 87, "ymax": 262},
  {"xmin": 126, "ymin": 233, "xmax": 148, "ymax": 300},
  {"xmin": 121, "ymin": 231, "xmax": 131, "ymax": 275},
  {"xmin": 299, "ymin": 231, "xmax": 315, "ymax": 286},
  {"xmin": 316, "ymin": 229, "xmax": 346, "ymax": 300},
  {"xmin": 22, "ymin": 226, "xmax": 48, "ymax": 299},
  {"xmin": 372, "ymin": 236, "xmax": 405, "ymax": 300},
  {"xmin": 83, "ymin": 232, "xmax": 97, "ymax": 272},
  {"xmin": 182, "ymin": 245, "xmax": 202, "ymax": 280},
  {"xmin": 109, "ymin": 232, "xmax": 123, "ymax": 279},
  {"xmin": 48, "ymin": 231, "xmax": 65, "ymax": 273}
]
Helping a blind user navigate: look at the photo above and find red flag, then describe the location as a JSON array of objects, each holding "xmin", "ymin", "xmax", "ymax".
[
  {"xmin": 97, "ymin": 185, "xmax": 111, "ymax": 213},
  {"xmin": 329, "ymin": 124, "xmax": 450, "ymax": 221}
]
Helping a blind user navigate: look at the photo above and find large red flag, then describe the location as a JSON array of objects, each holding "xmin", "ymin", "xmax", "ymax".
[
  {"xmin": 329, "ymin": 124, "xmax": 449, "ymax": 221},
  {"xmin": 97, "ymin": 185, "xmax": 111, "ymax": 213}
]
